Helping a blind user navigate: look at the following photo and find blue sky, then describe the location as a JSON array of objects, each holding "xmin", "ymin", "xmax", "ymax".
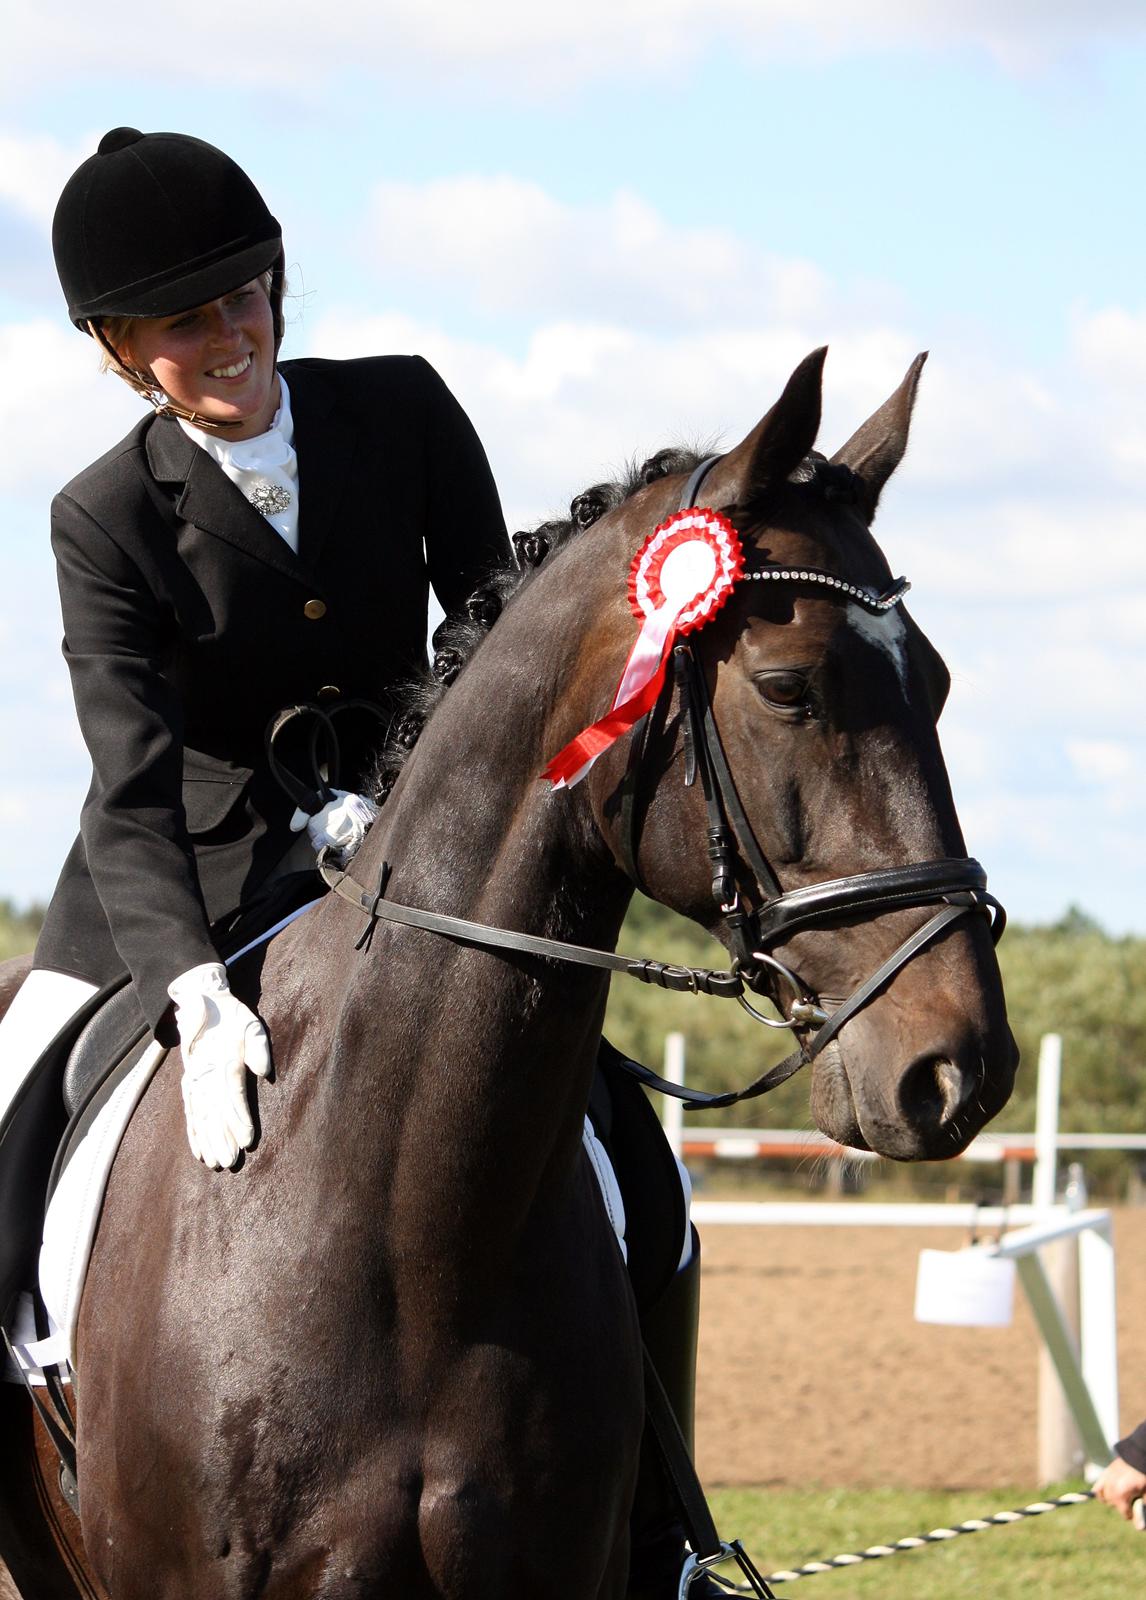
[{"xmin": 1, "ymin": 3, "xmax": 1143, "ymax": 931}]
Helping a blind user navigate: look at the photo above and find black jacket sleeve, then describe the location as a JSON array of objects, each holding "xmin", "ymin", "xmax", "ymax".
[
  {"xmin": 51, "ymin": 492, "xmax": 220, "ymax": 1030},
  {"xmin": 1117, "ymin": 1420, "xmax": 1146, "ymax": 1473},
  {"xmin": 414, "ymin": 356, "xmax": 510, "ymax": 615}
]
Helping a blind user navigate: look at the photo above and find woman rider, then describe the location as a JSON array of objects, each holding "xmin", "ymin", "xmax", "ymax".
[
  {"xmin": 0, "ymin": 127, "xmax": 708, "ymax": 1598},
  {"xmin": 0, "ymin": 127, "xmax": 508, "ymax": 1171}
]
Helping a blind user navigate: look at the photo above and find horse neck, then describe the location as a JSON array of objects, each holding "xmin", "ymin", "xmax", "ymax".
[
  {"xmin": 324, "ymin": 614, "xmax": 633, "ymax": 1240},
  {"xmin": 365, "ymin": 540, "xmax": 636, "ymax": 955},
  {"xmin": 373, "ymin": 690, "xmax": 621, "ymax": 944},
  {"xmin": 344, "ymin": 589, "xmax": 635, "ymax": 1079}
]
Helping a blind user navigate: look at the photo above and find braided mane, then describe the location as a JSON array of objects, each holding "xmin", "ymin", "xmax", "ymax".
[{"xmin": 367, "ymin": 446, "xmax": 857, "ymax": 804}]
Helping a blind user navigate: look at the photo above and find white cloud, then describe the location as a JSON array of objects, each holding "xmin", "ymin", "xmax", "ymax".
[
  {"xmin": 360, "ymin": 180, "xmax": 1140, "ymax": 515},
  {"xmin": 1073, "ymin": 306, "xmax": 1146, "ymax": 388},
  {"xmin": 906, "ymin": 500, "xmax": 1146, "ymax": 607},
  {"xmin": 0, "ymin": 321, "xmax": 142, "ymax": 493},
  {"xmin": 3, "ymin": 1, "xmax": 1143, "ymax": 92},
  {"xmin": 0, "ymin": 131, "xmax": 99, "ymax": 227},
  {"xmin": 1069, "ymin": 305, "xmax": 1146, "ymax": 477},
  {"xmin": 1066, "ymin": 739, "xmax": 1134, "ymax": 786},
  {"xmin": 367, "ymin": 177, "xmax": 831, "ymax": 328}
]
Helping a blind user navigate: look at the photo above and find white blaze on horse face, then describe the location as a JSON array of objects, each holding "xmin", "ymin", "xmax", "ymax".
[{"xmin": 848, "ymin": 606, "xmax": 909, "ymax": 693}]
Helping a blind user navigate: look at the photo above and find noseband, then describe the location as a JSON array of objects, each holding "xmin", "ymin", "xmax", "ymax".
[{"xmin": 320, "ymin": 456, "xmax": 1004, "ymax": 1111}]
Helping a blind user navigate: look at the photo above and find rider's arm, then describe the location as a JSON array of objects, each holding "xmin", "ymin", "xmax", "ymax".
[
  {"xmin": 50, "ymin": 490, "xmax": 220, "ymax": 1034},
  {"xmin": 53, "ymin": 495, "xmax": 271, "ymax": 1167}
]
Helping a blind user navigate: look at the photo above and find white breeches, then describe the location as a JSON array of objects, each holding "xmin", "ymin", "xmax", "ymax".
[{"xmin": 0, "ymin": 969, "xmax": 98, "ymax": 1132}]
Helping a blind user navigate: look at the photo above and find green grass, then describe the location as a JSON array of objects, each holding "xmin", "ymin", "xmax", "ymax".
[{"xmin": 705, "ymin": 1484, "xmax": 1134, "ymax": 1598}]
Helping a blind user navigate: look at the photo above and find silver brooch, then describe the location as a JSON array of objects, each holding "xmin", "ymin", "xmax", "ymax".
[{"xmin": 248, "ymin": 480, "xmax": 292, "ymax": 517}]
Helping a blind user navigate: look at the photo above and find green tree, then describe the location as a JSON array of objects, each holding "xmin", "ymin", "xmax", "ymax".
[{"xmin": 0, "ymin": 899, "xmax": 44, "ymax": 963}]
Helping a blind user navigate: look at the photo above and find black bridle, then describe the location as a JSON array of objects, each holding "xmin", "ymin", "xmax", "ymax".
[{"xmin": 319, "ymin": 456, "xmax": 1004, "ymax": 1110}]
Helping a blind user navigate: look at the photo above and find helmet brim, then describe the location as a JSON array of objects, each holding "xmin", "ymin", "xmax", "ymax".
[{"xmin": 73, "ymin": 235, "xmax": 282, "ymax": 329}]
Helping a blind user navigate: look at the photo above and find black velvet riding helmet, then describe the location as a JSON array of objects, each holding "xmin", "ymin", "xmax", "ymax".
[{"xmin": 52, "ymin": 128, "xmax": 283, "ymax": 333}]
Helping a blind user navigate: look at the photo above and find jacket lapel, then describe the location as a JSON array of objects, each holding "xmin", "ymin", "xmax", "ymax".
[
  {"xmin": 144, "ymin": 366, "xmax": 361, "ymax": 578},
  {"xmin": 284, "ymin": 362, "xmax": 359, "ymax": 572},
  {"xmin": 146, "ymin": 415, "xmax": 309, "ymax": 584}
]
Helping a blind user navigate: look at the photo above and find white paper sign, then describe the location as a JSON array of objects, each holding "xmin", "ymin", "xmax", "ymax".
[{"xmin": 914, "ymin": 1248, "xmax": 1016, "ymax": 1327}]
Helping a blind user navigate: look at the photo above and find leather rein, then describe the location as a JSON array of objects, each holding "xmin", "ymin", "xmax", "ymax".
[{"xmin": 318, "ymin": 456, "xmax": 1005, "ymax": 1111}]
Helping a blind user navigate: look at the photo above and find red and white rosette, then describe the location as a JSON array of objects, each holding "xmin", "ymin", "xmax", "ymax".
[{"xmin": 542, "ymin": 507, "xmax": 743, "ymax": 788}]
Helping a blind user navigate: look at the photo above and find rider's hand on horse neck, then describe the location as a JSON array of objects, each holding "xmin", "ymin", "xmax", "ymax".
[
  {"xmin": 168, "ymin": 963, "xmax": 271, "ymax": 1169},
  {"xmin": 289, "ymin": 789, "xmax": 378, "ymax": 860}
]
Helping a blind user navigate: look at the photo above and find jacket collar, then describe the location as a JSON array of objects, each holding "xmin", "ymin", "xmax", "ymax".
[{"xmin": 143, "ymin": 361, "xmax": 358, "ymax": 578}]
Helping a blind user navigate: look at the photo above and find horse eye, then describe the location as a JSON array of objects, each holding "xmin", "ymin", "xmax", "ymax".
[{"xmin": 756, "ymin": 671, "xmax": 812, "ymax": 712}]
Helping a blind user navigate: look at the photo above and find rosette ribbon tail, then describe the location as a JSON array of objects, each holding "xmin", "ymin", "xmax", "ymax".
[
  {"xmin": 541, "ymin": 505, "xmax": 743, "ymax": 790},
  {"xmin": 542, "ymin": 611, "xmax": 678, "ymax": 789}
]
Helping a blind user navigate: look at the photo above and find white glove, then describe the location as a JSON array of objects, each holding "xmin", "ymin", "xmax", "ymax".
[
  {"xmin": 288, "ymin": 788, "xmax": 378, "ymax": 859},
  {"xmin": 168, "ymin": 962, "xmax": 271, "ymax": 1169}
]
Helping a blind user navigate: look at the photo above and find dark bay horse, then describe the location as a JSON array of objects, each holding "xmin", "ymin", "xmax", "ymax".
[{"xmin": 1, "ymin": 348, "xmax": 1016, "ymax": 1598}]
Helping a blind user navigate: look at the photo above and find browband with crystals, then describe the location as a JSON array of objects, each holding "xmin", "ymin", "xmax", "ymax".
[
  {"xmin": 741, "ymin": 561, "xmax": 910, "ymax": 614},
  {"xmin": 542, "ymin": 503, "xmax": 913, "ymax": 787}
]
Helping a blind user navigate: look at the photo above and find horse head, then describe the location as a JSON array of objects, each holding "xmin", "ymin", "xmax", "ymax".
[{"xmin": 560, "ymin": 348, "xmax": 1016, "ymax": 1161}]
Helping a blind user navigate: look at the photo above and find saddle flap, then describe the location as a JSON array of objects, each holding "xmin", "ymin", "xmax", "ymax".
[{"xmin": 62, "ymin": 986, "xmax": 149, "ymax": 1121}]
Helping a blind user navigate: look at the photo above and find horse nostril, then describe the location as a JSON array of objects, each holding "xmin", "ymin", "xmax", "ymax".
[{"xmin": 898, "ymin": 1054, "xmax": 974, "ymax": 1128}]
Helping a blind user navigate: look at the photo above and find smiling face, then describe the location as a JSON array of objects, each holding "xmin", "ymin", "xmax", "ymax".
[{"xmin": 120, "ymin": 279, "xmax": 279, "ymax": 438}]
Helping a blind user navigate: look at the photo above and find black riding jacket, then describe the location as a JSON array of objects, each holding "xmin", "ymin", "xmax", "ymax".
[{"xmin": 34, "ymin": 355, "xmax": 508, "ymax": 1034}]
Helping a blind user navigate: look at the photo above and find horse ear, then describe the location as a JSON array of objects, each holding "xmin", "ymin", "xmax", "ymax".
[
  {"xmin": 733, "ymin": 346, "xmax": 827, "ymax": 495},
  {"xmin": 830, "ymin": 352, "xmax": 928, "ymax": 523}
]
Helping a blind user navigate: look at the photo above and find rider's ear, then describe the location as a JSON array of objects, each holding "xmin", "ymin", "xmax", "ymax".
[
  {"xmin": 733, "ymin": 345, "xmax": 827, "ymax": 496},
  {"xmin": 831, "ymin": 351, "xmax": 928, "ymax": 524}
]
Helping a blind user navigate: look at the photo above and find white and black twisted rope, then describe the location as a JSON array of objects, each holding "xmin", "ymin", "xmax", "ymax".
[{"xmin": 707, "ymin": 1490, "xmax": 1095, "ymax": 1589}]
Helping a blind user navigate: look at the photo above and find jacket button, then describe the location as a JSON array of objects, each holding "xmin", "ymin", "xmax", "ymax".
[
  {"xmin": 303, "ymin": 599, "xmax": 327, "ymax": 620},
  {"xmin": 317, "ymin": 684, "xmax": 341, "ymax": 700}
]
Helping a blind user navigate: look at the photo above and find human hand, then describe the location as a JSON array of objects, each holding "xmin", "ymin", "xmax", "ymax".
[
  {"xmin": 168, "ymin": 962, "xmax": 271, "ymax": 1169},
  {"xmin": 288, "ymin": 789, "xmax": 378, "ymax": 858},
  {"xmin": 1093, "ymin": 1454, "xmax": 1146, "ymax": 1522}
]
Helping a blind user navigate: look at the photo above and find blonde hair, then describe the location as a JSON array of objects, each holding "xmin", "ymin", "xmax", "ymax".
[{"xmin": 95, "ymin": 269, "xmax": 279, "ymax": 392}]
